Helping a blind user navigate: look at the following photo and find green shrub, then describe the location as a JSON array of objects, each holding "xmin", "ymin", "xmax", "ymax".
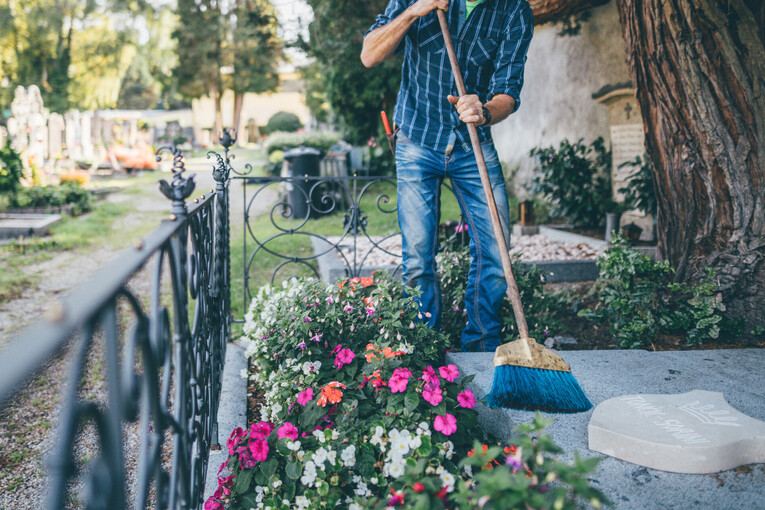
[
  {"xmin": 530, "ymin": 138, "xmax": 612, "ymax": 228},
  {"xmin": 206, "ymin": 274, "xmax": 605, "ymax": 510},
  {"xmin": 266, "ymin": 111, "xmax": 302, "ymax": 134},
  {"xmin": 10, "ymin": 183, "xmax": 93, "ymax": 215},
  {"xmin": 263, "ymin": 131, "xmax": 342, "ymax": 155},
  {"xmin": 0, "ymin": 142, "xmax": 25, "ymax": 193},
  {"xmin": 438, "ymin": 239, "xmax": 561, "ymax": 350},
  {"xmin": 618, "ymin": 154, "xmax": 657, "ymax": 217},
  {"xmin": 579, "ymin": 234, "xmax": 732, "ymax": 348}
]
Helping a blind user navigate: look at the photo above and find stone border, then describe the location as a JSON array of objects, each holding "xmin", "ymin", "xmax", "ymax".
[
  {"xmin": 204, "ymin": 342, "xmax": 248, "ymax": 500},
  {"xmin": 0, "ymin": 213, "xmax": 62, "ymax": 239}
]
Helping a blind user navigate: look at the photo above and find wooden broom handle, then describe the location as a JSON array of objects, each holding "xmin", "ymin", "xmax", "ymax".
[{"xmin": 437, "ymin": 10, "xmax": 531, "ymax": 341}]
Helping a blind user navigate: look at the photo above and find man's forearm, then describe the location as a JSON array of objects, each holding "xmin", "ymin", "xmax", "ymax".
[
  {"xmin": 361, "ymin": 0, "xmax": 449, "ymax": 68},
  {"xmin": 483, "ymin": 94, "xmax": 515, "ymax": 126}
]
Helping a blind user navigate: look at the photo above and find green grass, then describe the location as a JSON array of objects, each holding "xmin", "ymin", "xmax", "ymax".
[{"xmin": 229, "ymin": 180, "xmax": 463, "ymax": 325}]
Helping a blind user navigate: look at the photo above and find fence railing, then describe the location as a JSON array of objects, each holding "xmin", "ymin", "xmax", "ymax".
[{"xmin": 0, "ymin": 142, "xmax": 232, "ymax": 509}]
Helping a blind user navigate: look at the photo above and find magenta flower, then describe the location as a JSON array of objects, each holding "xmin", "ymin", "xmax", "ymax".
[
  {"xmin": 249, "ymin": 438, "xmax": 269, "ymax": 462},
  {"xmin": 421, "ymin": 366, "xmax": 440, "ymax": 386},
  {"xmin": 326, "ymin": 296, "xmax": 334, "ymax": 304},
  {"xmin": 344, "ymin": 304, "xmax": 354, "ymax": 312},
  {"xmin": 434, "ymin": 413, "xmax": 457, "ymax": 436},
  {"xmin": 297, "ymin": 388, "xmax": 314, "ymax": 406},
  {"xmin": 392, "ymin": 367, "xmax": 412, "ymax": 380},
  {"xmin": 366, "ymin": 307, "xmax": 376, "ymax": 316},
  {"xmin": 204, "ymin": 498, "xmax": 223, "ymax": 510},
  {"xmin": 506, "ymin": 447, "xmax": 523, "ymax": 473},
  {"xmin": 309, "ymin": 332, "xmax": 322, "ymax": 343},
  {"xmin": 227, "ymin": 426, "xmax": 246, "ymax": 455},
  {"xmin": 304, "ymin": 317, "xmax": 312, "ymax": 323},
  {"xmin": 388, "ymin": 374, "xmax": 409, "ymax": 393},
  {"xmin": 422, "ymin": 383, "xmax": 443, "ymax": 406},
  {"xmin": 249, "ymin": 421, "xmax": 273, "ymax": 440},
  {"xmin": 438, "ymin": 364, "xmax": 459, "ymax": 382},
  {"xmin": 277, "ymin": 422, "xmax": 298, "ymax": 441},
  {"xmin": 236, "ymin": 445, "xmax": 257, "ymax": 468},
  {"xmin": 331, "ymin": 344, "xmax": 343, "ymax": 355},
  {"xmin": 297, "ymin": 342, "xmax": 307, "ymax": 350},
  {"xmin": 334, "ymin": 348, "xmax": 356, "ymax": 369},
  {"xmin": 457, "ymin": 389, "xmax": 476, "ymax": 408}
]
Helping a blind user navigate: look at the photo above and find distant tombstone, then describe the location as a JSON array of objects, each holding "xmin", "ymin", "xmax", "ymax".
[
  {"xmin": 64, "ymin": 111, "xmax": 80, "ymax": 161},
  {"xmin": 48, "ymin": 113, "xmax": 65, "ymax": 160},
  {"xmin": 588, "ymin": 390, "xmax": 765, "ymax": 474},
  {"xmin": 80, "ymin": 113, "xmax": 94, "ymax": 162},
  {"xmin": 594, "ymin": 85, "xmax": 654, "ymax": 241}
]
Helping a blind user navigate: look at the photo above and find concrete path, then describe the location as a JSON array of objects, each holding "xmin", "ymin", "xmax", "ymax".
[{"xmin": 447, "ymin": 349, "xmax": 765, "ymax": 510}]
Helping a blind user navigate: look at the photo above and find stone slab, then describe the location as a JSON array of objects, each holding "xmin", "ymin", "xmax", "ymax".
[
  {"xmin": 512, "ymin": 224, "xmax": 539, "ymax": 236},
  {"xmin": 0, "ymin": 213, "xmax": 62, "ymax": 239},
  {"xmin": 204, "ymin": 342, "xmax": 248, "ymax": 500},
  {"xmin": 447, "ymin": 349, "xmax": 765, "ymax": 509},
  {"xmin": 589, "ymin": 390, "xmax": 765, "ymax": 473}
]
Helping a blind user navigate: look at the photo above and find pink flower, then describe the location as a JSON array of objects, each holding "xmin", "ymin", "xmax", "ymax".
[
  {"xmin": 434, "ymin": 413, "xmax": 457, "ymax": 436},
  {"xmin": 331, "ymin": 344, "xmax": 343, "ymax": 355},
  {"xmin": 236, "ymin": 445, "xmax": 257, "ymax": 468},
  {"xmin": 297, "ymin": 342, "xmax": 307, "ymax": 350},
  {"xmin": 227, "ymin": 426, "xmax": 246, "ymax": 455},
  {"xmin": 277, "ymin": 422, "xmax": 298, "ymax": 441},
  {"xmin": 366, "ymin": 307, "xmax": 376, "ymax": 316},
  {"xmin": 344, "ymin": 304, "xmax": 354, "ymax": 312},
  {"xmin": 457, "ymin": 389, "xmax": 476, "ymax": 408},
  {"xmin": 334, "ymin": 348, "xmax": 356, "ymax": 369},
  {"xmin": 250, "ymin": 421, "xmax": 273, "ymax": 440},
  {"xmin": 309, "ymin": 332, "xmax": 322, "ymax": 343},
  {"xmin": 388, "ymin": 374, "xmax": 409, "ymax": 393},
  {"xmin": 421, "ymin": 366, "xmax": 440, "ymax": 386},
  {"xmin": 422, "ymin": 383, "xmax": 443, "ymax": 406},
  {"xmin": 204, "ymin": 498, "xmax": 223, "ymax": 510},
  {"xmin": 297, "ymin": 388, "xmax": 314, "ymax": 406},
  {"xmin": 392, "ymin": 367, "xmax": 412, "ymax": 380},
  {"xmin": 249, "ymin": 438, "xmax": 269, "ymax": 462},
  {"xmin": 438, "ymin": 364, "xmax": 459, "ymax": 382}
]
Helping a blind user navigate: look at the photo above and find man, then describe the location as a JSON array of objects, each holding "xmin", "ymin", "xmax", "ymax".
[{"xmin": 361, "ymin": 0, "xmax": 533, "ymax": 352}]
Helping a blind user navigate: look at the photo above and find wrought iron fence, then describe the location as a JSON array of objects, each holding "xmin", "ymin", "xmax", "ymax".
[
  {"xmin": 0, "ymin": 143, "xmax": 232, "ymax": 509},
  {"xmin": 228, "ymin": 152, "xmax": 467, "ymax": 322}
]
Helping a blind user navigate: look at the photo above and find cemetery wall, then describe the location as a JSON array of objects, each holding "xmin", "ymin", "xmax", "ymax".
[{"xmin": 492, "ymin": 1, "xmax": 632, "ymax": 197}]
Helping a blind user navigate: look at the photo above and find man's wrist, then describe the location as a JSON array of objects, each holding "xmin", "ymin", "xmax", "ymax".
[{"xmin": 481, "ymin": 105, "xmax": 492, "ymax": 127}]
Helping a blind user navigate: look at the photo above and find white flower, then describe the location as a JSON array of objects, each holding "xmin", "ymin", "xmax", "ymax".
[
  {"xmin": 410, "ymin": 434, "xmax": 422, "ymax": 450},
  {"xmin": 313, "ymin": 429, "xmax": 327, "ymax": 443},
  {"xmin": 327, "ymin": 449, "xmax": 337, "ymax": 466},
  {"xmin": 313, "ymin": 447, "xmax": 328, "ymax": 468},
  {"xmin": 341, "ymin": 445, "xmax": 356, "ymax": 467},
  {"xmin": 349, "ymin": 504, "xmax": 362, "ymax": 510},
  {"xmin": 439, "ymin": 471, "xmax": 456, "ymax": 492},
  {"xmin": 272, "ymin": 480, "xmax": 282, "ymax": 489},
  {"xmin": 443, "ymin": 440, "xmax": 454, "ymax": 460},
  {"xmin": 240, "ymin": 368, "xmax": 249, "ymax": 379},
  {"xmin": 297, "ymin": 450, "xmax": 305, "ymax": 461},
  {"xmin": 295, "ymin": 495, "xmax": 310, "ymax": 509},
  {"xmin": 287, "ymin": 440, "xmax": 301, "ymax": 451},
  {"xmin": 331, "ymin": 429, "xmax": 339, "ymax": 440},
  {"xmin": 300, "ymin": 461, "xmax": 317, "ymax": 485},
  {"xmin": 464, "ymin": 464, "xmax": 473, "ymax": 477},
  {"xmin": 354, "ymin": 480, "xmax": 371, "ymax": 497},
  {"xmin": 387, "ymin": 457, "xmax": 406, "ymax": 479}
]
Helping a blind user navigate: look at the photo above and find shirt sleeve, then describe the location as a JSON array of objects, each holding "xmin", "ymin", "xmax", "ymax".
[
  {"xmin": 488, "ymin": 1, "xmax": 534, "ymax": 112},
  {"xmin": 365, "ymin": 0, "xmax": 411, "ymax": 39}
]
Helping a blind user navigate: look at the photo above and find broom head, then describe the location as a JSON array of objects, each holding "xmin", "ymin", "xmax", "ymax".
[{"xmin": 485, "ymin": 338, "xmax": 592, "ymax": 412}]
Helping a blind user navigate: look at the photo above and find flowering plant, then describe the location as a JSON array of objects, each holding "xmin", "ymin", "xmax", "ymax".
[{"xmin": 208, "ymin": 274, "xmax": 604, "ymax": 509}]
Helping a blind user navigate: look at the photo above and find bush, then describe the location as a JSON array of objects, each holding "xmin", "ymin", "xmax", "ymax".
[
  {"xmin": 438, "ymin": 239, "xmax": 561, "ymax": 351},
  {"xmin": 579, "ymin": 234, "xmax": 734, "ymax": 348},
  {"xmin": 10, "ymin": 183, "xmax": 93, "ymax": 216},
  {"xmin": 530, "ymin": 138, "xmax": 612, "ymax": 228},
  {"xmin": 266, "ymin": 111, "xmax": 303, "ymax": 134},
  {"xmin": 263, "ymin": 131, "xmax": 342, "ymax": 155},
  {"xmin": 618, "ymin": 154, "xmax": 657, "ymax": 217},
  {"xmin": 206, "ymin": 274, "xmax": 605, "ymax": 510},
  {"xmin": 0, "ymin": 142, "xmax": 24, "ymax": 193},
  {"xmin": 59, "ymin": 170, "xmax": 91, "ymax": 187}
]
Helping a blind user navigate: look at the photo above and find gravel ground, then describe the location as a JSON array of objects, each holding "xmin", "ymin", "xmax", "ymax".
[
  {"xmin": 330, "ymin": 233, "xmax": 603, "ymax": 268},
  {"xmin": 0, "ymin": 162, "xmax": 260, "ymax": 508}
]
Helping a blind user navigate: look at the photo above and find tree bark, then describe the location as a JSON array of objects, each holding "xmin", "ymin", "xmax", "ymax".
[
  {"xmin": 528, "ymin": 0, "xmax": 610, "ymax": 24},
  {"xmin": 618, "ymin": 0, "xmax": 765, "ymax": 335},
  {"xmin": 233, "ymin": 92, "xmax": 244, "ymax": 146},
  {"xmin": 212, "ymin": 89, "xmax": 223, "ymax": 144}
]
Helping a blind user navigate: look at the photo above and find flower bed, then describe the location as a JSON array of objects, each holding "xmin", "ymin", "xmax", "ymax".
[{"xmin": 208, "ymin": 275, "xmax": 605, "ymax": 509}]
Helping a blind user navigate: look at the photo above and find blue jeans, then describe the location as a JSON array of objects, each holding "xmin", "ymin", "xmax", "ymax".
[{"xmin": 396, "ymin": 134, "xmax": 511, "ymax": 352}]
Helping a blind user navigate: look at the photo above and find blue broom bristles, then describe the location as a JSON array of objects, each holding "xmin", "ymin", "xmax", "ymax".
[{"xmin": 486, "ymin": 364, "xmax": 592, "ymax": 412}]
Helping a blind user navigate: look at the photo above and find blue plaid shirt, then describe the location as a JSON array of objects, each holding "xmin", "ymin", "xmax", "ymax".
[{"xmin": 366, "ymin": 0, "xmax": 533, "ymax": 153}]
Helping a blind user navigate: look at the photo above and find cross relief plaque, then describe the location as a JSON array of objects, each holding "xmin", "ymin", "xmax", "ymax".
[{"xmin": 588, "ymin": 390, "xmax": 765, "ymax": 473}]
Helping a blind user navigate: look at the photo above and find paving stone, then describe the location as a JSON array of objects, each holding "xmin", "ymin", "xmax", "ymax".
[
  {"xmin": 447, "ymin": 349, "xmax": 765, "ymax": 509},
  {"xmin": 589, "ymin": 390, "xmax": 765, "ymax": 473}
]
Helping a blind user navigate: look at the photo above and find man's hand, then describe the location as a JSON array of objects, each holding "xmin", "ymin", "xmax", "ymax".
[
  {"xmin": 410, "ymin": 0, "xmax": 449, "ymax": 18},
  {"xmin": 448, "ymin": 94, "xmax": 486, "ymax": 125}
]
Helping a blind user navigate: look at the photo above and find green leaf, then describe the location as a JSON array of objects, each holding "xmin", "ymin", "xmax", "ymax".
[
  {"xmin": 286, "ymin": 461, "xmax": 302, "ymax": 480},
  {"xmin": 232, "ymin": 468, "xmax": 253, "ymax": 495},
  {"xmin": 404, "ymin": 390, "xmax": 419, "ymax": 412}
]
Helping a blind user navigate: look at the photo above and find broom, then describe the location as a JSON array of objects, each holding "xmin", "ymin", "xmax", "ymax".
[{"xmin": 436, "ymin": 10, "xmax": 591, "ymax": 412}]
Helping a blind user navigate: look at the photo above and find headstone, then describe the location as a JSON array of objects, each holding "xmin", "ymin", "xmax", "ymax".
[
  {"xmin": 48, "ymin": 113, "xmax": 65, "ymax": 161},
  {"xmin": 588, "ymin": 390, "xmax": 765, "ymax": 474},
  {"xmin": 594, "ymin": 86, "xmax": 654, "ymax": 241},
  {"xmin": 80, "ymin": 113, "xmax": 94, "ymax": 162}
]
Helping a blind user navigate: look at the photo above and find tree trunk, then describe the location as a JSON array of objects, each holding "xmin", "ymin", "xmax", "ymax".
[
  {"xmin": 233, "ymin": 92, "xmax": 244, "ymax": 146},
  {"xmin": 617, "ymin": 0, "xmax": 765, "ymax": 335},
  {"xmin": 528, "ymin": 0, "xmax": 610, "ymax": 24},
  {"xmin": 212, "ymin": 89, "xmax": 223, "ymax": 144}
]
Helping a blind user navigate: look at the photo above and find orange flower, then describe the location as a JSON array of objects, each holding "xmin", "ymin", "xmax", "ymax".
[
  {"xmin": 382, "ymin": 347, "xmax": 405, "ymax": 359},
  {"xmin": 504, "ymin": 445, "xmax": 517, "ymax": 455},
  {"xmin": 366, "ymin": 343, "xmax": 380, "ymax": 362},
  {"xmin": 360, "ymin": 277, "xmax": 374, "ymax": 287},
  {"xmin": 350, "ymin": 277, "xmax": 361, "ymax": 284},
  {"xmin": 317, "ymin": 381, "xmax": 346, "ymax": 407},
  {"xmin": 338, "ymin": 280, "xmax": 348, "ymax": 288}
]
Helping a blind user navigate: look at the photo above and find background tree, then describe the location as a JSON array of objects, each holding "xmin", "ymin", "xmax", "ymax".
[
  {"xmin": 617, "ymin": 0, "xmax": 765, "ymax": 335},
  {"xmin": 303, "ymin": 0, "xmax": 402, "ymax": 145},
  {"xmin": 230, "ymin": 0, "xmax": 282, "ymax": 137}
]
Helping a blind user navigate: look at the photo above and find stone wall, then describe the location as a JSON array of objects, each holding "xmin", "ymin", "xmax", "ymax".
[{"xmin": 491, "ymin": 1, "xmax": 632, "ymax": 197}]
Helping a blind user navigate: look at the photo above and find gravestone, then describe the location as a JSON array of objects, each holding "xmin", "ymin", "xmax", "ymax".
[
  {"xmin": 593, "ymin": 85, "xmax": 654, "ymax": 241},
  {"xmin": 48, "ymin": 113, "xmax": 65, "ymax": 161},
  {"xmin": 588, "ymin": 390, "xmax": 765, "ymax": 473}
]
